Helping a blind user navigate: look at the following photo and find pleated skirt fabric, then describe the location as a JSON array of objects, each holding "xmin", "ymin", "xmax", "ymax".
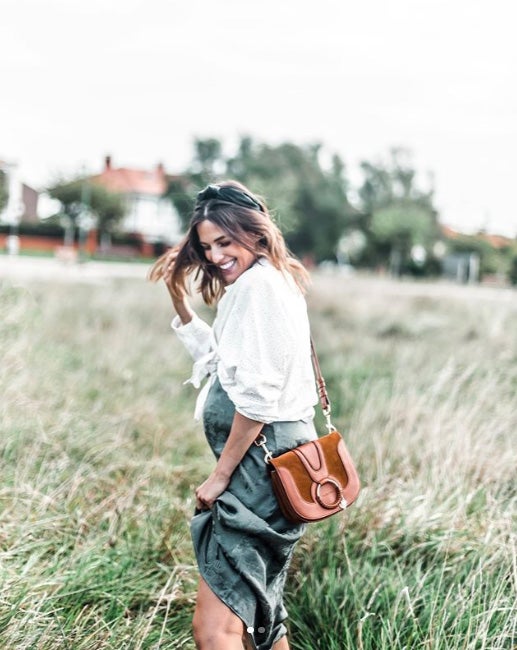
[{"xmin": 190, "ymin": 377, "xmax": 317, "ymax": 650}]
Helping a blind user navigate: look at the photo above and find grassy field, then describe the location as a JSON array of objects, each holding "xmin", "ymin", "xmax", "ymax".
[{"xmin": 0, "ymin": 268, "xmax": 515, "ymax": 649}]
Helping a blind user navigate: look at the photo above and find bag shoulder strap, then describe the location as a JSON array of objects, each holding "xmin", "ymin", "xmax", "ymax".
[
  {"xmin": 310, "ymin": 337, "xmax": 334, "ymax": 432},
  {"xmin": 310, "ymin": 337, "xmax": 330, "ymax": 414}
]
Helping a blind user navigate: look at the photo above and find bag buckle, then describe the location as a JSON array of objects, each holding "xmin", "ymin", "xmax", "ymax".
[
  {"xmin": 254, "ymin": 433, "xmax": 273, "ymax": 465},
  {"xmin": 322, "ymin": 406, "xmax": 335, "ymax": 433}
]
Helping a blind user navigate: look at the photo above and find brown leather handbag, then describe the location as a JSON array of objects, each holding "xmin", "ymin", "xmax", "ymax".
[{"xmin": 255, "ymin": 340, "xmax": 360, "ymax": 524}]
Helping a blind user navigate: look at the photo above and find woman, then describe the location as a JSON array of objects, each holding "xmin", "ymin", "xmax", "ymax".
[{"xmin": 149, "ymin": 181, "xmax": 318, "ymax": 650}]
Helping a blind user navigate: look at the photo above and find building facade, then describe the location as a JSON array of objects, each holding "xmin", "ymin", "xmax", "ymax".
[
  {"xmin": 91, "ymin": 156, "xmax": 182, "ymax": 245},
  {"xmin": 0, "ymin": 159, "xmax": 39, "ymax": 225}
]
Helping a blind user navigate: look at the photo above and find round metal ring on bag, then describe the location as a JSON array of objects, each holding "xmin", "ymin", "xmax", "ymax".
[{"xmin": 315, "ymin": 478, "xmax": 343, "ymax": 509}]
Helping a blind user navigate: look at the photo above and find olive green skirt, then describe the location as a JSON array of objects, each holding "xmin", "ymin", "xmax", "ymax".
[{"xmin": 190, "ymin": 377, "xmax": 317, "ymax": 650}]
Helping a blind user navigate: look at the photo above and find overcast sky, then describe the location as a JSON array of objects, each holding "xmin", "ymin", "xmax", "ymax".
[{"xmin": 1, "ymin": 0, "xmax": 515, "ymax": 236}]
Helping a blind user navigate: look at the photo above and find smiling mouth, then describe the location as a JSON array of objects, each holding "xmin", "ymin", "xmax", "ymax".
[{"xmin": 219, "ymin": 259, "xmax": 236, "ymax": 271}]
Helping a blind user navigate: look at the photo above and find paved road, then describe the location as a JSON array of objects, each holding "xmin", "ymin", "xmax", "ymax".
[
  {"xmin": 1, "ymin": 254, "xmax": 514, "ymax": 304},
  {"xmin": 0, "ymin": 254, "xmax": 149, "ymax": 284}
]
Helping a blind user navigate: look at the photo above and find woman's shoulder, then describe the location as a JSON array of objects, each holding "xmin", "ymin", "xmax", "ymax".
[
  {"xmin": 226, "ymin": 259, "xmax": 304, "ymax": 320},
  {"xmin": 217, "ymin": 257, "xmax": 306, "ymax": 327},
  {"xmin": 238, "ymin": 257, "xmax": 295, "ymax": 293}
]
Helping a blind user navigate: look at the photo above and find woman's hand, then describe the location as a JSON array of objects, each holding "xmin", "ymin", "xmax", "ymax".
[
  {"xmin": 195, "ymin": 471, "xmax": 231, "ymax": 510},
  {"xmin": 195, "ymin": 413, "xmax": 264, "ymax": 510},
  {"xmin": 151, "ymin": 247, "xmax": 194, "ymax": 324}
]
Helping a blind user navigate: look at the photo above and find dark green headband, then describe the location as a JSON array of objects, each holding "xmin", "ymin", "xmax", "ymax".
[{"xmin": 196, "ymin": 184, "xmax": 264, "ymax": 212}]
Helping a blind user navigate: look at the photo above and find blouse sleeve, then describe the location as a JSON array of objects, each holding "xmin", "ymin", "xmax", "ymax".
[
  {"xmin": 217, "ymin": 274, "xmax": 294, "ymax": 423},
  {"xmin": 171, "ymin": 314, "xmax": 213, "ymax": 361}
]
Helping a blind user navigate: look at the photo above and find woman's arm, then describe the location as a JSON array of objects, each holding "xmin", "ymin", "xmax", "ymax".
[
  {"xmin": 165, "ymin": 282, "xmax": 194, "ymax": 325},
  {"xmin": 195, "ymin": 412, "xmax": 264, "ymax": 509},
  {"xmin": 150, "ymin": 247, "xmax": 212, "ymax": 360}
]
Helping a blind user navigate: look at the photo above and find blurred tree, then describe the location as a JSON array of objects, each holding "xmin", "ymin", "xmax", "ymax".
[
  {"xmin": 167, "ymin": 136, "xmax": 355, "ymax": 261},
  {"xmin": 359, "ymin": 148, "xmax": 435, "ymax": 211},
  {"xmin": 509, "ymin": 254, "xmax": 517, "ymax": 285},
  {"xmin": 358, "ymin": 160, "xmax": 393, "ymax": 214},
  {"xmin": 358, "ymin": 148, "xmax": 440, "ymax": 274},
  {"xmin": 0, "ymin": 168, "xmax": 8, "ymax": 213},
  {"xmin": 191, "ymin": 137, "xmax": 224, "ymax": 180},
  {"xmin": 48, "ymin": 178, "xmax": 125, "ymax": 239},
  {"xmin": 165, "ymin": 137, "xmax": 225, "ymax": 230},
  {"xmin": 164, "ymin": 176, "xmax": 195, "ymax": 231},
  {"xmin": 289, "ymin": 149, "xmax": 354, "ymax": 261},
  {"xmin": 227, "ymin": 137, "xmax": 355, "ymax": 261},
  {"xmin": 370, "ymin": 203, "xmax": 438, "ymax": 275}
]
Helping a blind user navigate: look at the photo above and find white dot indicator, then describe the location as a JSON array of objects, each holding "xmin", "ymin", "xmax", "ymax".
[{"xmin": 246, "ymin": 626, "xmax": 254, "ymax": 634}]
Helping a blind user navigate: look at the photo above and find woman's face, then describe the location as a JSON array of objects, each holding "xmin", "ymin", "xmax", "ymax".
[{"xmin": 196, "ymin": 220, "xmax": 257, "ymax": 284}]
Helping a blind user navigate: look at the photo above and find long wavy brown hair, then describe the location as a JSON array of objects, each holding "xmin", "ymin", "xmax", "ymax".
[{"xmin": 148, "ymin": 180, "xmax": 309, "ymax": 304}]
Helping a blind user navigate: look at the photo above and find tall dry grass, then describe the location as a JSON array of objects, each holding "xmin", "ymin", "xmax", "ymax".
[{"xmin": 0, "ymin": 270, "xmax": 515, "ymax": 649}]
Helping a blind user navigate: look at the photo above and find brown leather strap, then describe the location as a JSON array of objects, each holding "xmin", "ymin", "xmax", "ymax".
[{"xmin": 310, "ymin": 337, "xmax": 331, "ymax": 414}]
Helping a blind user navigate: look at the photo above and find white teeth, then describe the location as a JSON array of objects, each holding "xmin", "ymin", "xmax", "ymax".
[{"xmin": 220, "ymin": 259, "xmax": 235, "ymax": 270}]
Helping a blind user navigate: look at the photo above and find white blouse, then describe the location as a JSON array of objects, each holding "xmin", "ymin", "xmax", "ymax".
[{"xmin": 171, "ymin": 258, "xmax": 317, "ymax": 423}]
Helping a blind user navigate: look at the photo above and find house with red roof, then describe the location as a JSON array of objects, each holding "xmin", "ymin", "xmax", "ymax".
[
  {"xmin": 441, "ymin": 224, "xmax": 514, "ymax": 248},
  {"xmin": 90, "ymin": 156, "xmax": 182, "ymax": 244}
]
